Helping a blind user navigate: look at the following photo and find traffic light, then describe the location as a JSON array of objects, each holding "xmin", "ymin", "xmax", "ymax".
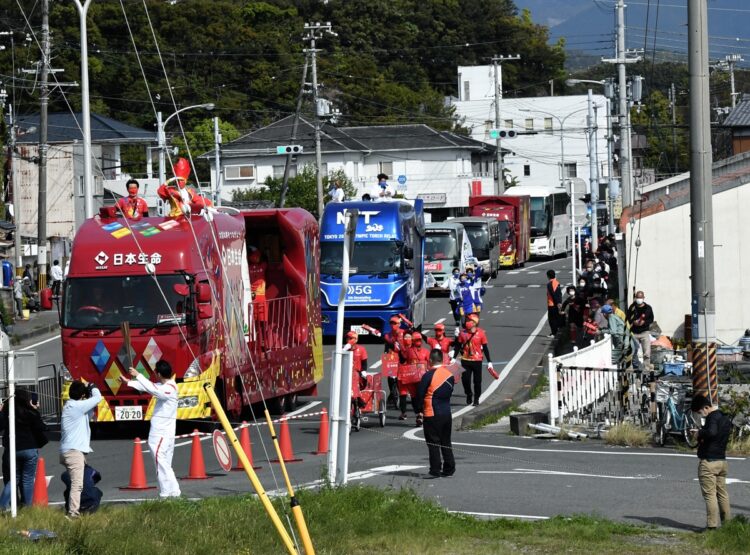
[
  {"xmin": 489, "ymin": 129, "xmax": 517, "ymax": 140},
  {"xmin": 579, "ymin": 194, "xmax": 592, "ymax": 204},
  {"xmin": 276, "ymin": 145, "xmax": 303, "ymax": 154}
]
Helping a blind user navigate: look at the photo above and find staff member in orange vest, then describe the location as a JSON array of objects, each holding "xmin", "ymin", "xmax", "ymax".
[
  {"xmin": 415, "ymin": 349, "xmax": 456, "ymax": 478},
  {"xmin": 248, "ymin": 249, "xmax": 268, "ymax": 348},
  {"xmin": 116, "ymin": 179, "xmax": 149, "ymax": 220},
  {"xmin": 455, "ymin": 319, "xmax": 496, "ymax": 406},
  {"xmin": 546, "ymin": 269, "xmax": 563, "ymax": 338},
  {"xmin": 426, "ymin": 323, "xmax": 452, "ymax": 354}
]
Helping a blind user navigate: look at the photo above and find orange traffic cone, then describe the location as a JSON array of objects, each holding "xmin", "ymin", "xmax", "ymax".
[
  {"xmin": 233, "ymin": 422, "xmax": 261, "ymax": 471},
  {"xmin": 31, "ymin": 457, "xmax": 48, "ymax": 506},
  {"xmin": 120, "ymin": 438, "xmax": 156, "ymax": 490},
  {"xmin": 314, "ymin": 408, "xmax": 329, "ymax": 455},
  {"xmin": 182, "ymin": 430, "xmax": 212, "ymax": 480},
  {"xmin": 272, "ymin": 418, "xmax": 302, "ymax": 463}
]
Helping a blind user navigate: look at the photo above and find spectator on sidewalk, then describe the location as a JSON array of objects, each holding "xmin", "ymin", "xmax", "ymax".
[
  {"xmin": 690, "ymin": 395, "xmax": 732, "ymax": 531},
  {"xmin": 601, "ymin": 304, "xmax": 627, "ymax": 366},
  {"xmin": 415, "ymin": 349, "xmax": 455, "ymax": 478},
  {"xmin": 22, "ymin": 265, "xmax": 34, "ymax": 290},
  {"xmin": 50, "ymin": 260, "xmax": 64, "ymax": 298},
  {"xmin": 546, "ymin": 270, "xmax": 563, "ymax": 338},
  {"xmin": 626, "ymin": 290, "xmax": 655, "ymax": 370},
  {"xmin": 13, "ymin": 278, "xmax": 24, "ymax": 319}
]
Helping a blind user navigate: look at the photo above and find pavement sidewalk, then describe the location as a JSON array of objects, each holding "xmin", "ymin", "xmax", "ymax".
[{"xmin": 7, "ymin": 307, "xmax": 60, "ymax": 345}]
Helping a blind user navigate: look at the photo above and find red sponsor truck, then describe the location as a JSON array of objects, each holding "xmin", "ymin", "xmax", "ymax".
[
  {"xmin": 60, "ymin": 206, "xmax": 323, "ymax": 422},
  {"xmin": 469, "ymin": 195, "xmax": 530, "ymax": 268}
]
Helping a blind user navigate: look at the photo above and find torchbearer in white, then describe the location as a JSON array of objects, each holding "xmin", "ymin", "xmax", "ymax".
[{"xmin": 120, "ymin": 361, "xmax": 180, "ymax": 498}]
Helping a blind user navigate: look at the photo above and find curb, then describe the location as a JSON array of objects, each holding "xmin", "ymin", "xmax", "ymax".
[
  {"xmin": 455, "ymin": 336, "xmax": 554, "ymax": 430},
  {"xmin": 10, "ymin": 322, "xmax": 60, "ymax": 346}
]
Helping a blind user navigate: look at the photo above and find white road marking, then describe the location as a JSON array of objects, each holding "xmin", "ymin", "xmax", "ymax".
[
  {"xmin": 20, "ymin": 334, "xmax": 60, "ymax": 350},
  {"xmin": 506, "ymin": 271, "xmax": 520, "ymax": 275},
  {"xmin": 404, "ymin": 312, "xmax": 548, "ymax": 441},
  {"xmin": 478, "ymin": 468, "xmax": 659, "ymax": 480},
  {"xmin": 693, "ymin": 478, "xmax": 750, "ymax": 485},
  {"xmin": 491, "ymin": 310, "xmax": 499, "ymax": 314},
  {"xmin": 527, "ymin": 284, "xmax": 542, "ymax": 288},
  {"xmin": 370, "ymin": 360, "xmax": 382, "ymax": 369},
  {"xmin": 434, "ymin": 318, "xmax": 446, "ymax": 325},
  {"xmin": 286, "ymin": 400, "xmax": 320, "ymax": 417},
  {"xmin": 505, "ymin": 285, "xmax": 518, "ymax": 288},
  {"xmin": 526, "ymin": 271, "xmax": 540, "ymax": 274},
  {"xmin": 448, "ymin": 510, "xmax": 549, "ymax": 521},
  {"xmin": 522, "ymin": 259, "xmax": 565, "ymax": 271},
  {"xmin": 266, "ymin": 464, "xmax": 426, "ymax": 496}
]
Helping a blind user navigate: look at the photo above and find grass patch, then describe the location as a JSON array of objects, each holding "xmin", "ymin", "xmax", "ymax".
[
  {"xmin": 0, "ymin": 486, "xmax": 730, "ymax": 554},
  {"xmin": 727, "ymin": 435, "xmax": 750, "ymax": 456},
  {"xmin": 466, "ymin": 403, "xmax": 519, "ymax": 430},
  {"xmin": 604, "ymin": 422, "xmax": 652, "ymax": 447},
  {"xmin": 529, "ymin": 373, "xmax": 548, "ymax": 400}
]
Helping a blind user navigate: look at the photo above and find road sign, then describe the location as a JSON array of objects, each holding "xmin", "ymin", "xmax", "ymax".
[
  {"xmin": 397, "ymin": 175, "xmax": 407, "ymax": 185},
  {"xmin": 276, "ymin": 145, "xmax": 303, "ymax": 155},
  {"xmin": 212, "ymin": 429, "xmax": 232, "ymax": 472},
  {"xmin": 565, "ymin": 177, "xmax": 587, "ymax": 197},
  {"xmin": 567, "ymin": 200, "xmax": 588, "ymax": 226}
]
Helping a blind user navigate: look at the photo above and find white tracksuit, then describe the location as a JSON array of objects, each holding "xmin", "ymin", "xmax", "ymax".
[{"xmin": 128, "ymin": 374, "xmax": 181, "ymax": 498}]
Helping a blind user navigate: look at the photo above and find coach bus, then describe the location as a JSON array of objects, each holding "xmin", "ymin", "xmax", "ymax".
[{"xmin": 504, "ymin": 185, "xmax": 569, "ymax": 258}]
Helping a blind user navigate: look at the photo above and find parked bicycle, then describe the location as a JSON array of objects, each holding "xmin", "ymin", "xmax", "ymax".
[{"xmin": 655, "ymin": 382, "xmax": 699, "ymax": 447}]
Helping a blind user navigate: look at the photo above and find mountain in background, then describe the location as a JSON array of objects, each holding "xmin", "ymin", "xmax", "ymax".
[{"xmin": 515, "ymin": 0, "xmax": 750, "ymax": 68}]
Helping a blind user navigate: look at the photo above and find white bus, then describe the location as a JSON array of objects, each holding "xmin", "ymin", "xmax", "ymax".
[{"xmin": 504, "ymin": 185, "xmax": 570, "ymax": 257}]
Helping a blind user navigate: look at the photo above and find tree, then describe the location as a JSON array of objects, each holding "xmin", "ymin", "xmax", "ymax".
[{"xmin": 231, "ymin": 165, "xmax": 356, "ymax": 217}]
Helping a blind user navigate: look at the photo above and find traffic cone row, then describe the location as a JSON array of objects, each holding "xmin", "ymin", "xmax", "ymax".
[
  {"xmin": 272, "ymin": 418, "xmax": 302, "ymax": 463},
  {"xmin": 233, "ymin": 422, "xmax": 262, "ymax": 471},
  {"xmin": 182, "ymin": 430, "xmax": 212, "ymax": 480}
]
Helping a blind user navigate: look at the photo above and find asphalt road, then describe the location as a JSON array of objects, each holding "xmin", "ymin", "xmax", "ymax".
[{"xmin": 38, "ymin": 256, "xmax": 750, "ymax": 530}]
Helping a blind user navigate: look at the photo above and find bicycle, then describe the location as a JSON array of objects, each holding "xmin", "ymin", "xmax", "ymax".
[{"xmin": 655, "ymin": 383, "xmax": 699, "ymax": 448}]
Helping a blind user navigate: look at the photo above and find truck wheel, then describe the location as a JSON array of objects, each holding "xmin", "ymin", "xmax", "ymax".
[
  {"xmin": 284, "ymin": 393, "xmax": 298, "ymax": 413},
  {"xmin": 266, "ymin": 396, "xmax": 284, "ymax": 416},
  {"xmin": 491, "ymin": 268, "xmax": 498, "ymax": 279}
]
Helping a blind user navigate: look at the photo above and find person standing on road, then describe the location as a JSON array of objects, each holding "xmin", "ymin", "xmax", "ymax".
[
  {"xmin": 455, "ymin": 319, "xmax": 495, "ymax": 406},
  {"xmin": 441, "ymin": 268, "xmax": 462, "ymax": 327},
  {"xmin": 626, "ymin": 290, "xmax": 655, "ymax": 370},
  {"xmin": 427, "ymin": 323, "xmax": 452, "ymax": 354},
  {"xmin": 415, "ymin": 349, "xmax": 456, "ymax": 478},
  {"xmin": 60, "ymin": 381, "xmax": 101, "ymax": 518},
  {"xmin": 121, "ymin": 361, "xmax": 180, "ymax": 499},
  {"xmin": 690, "ymin": 395, "xmax": 732, "ymax": 530},
  {"xmin": 0, "ymin": 389, "xmax": 48, "ymax": 509},
  {"xmin": 13, "ymin": 278, "xmax": 24, "ymax": 319},
  {"xmin": 383, "ymin": 315, "xmax": 405, "ymax": 409},
  {"xmin": 457, "ymin": 273, "xmax": 476, "ymax": 326},
  {"xmin": 546, "ymin": 270, "xmax": 563, "ymax": 338},
  {"xmin": 50, "ymin": 259, "xmax": 64, "ymax": 298}
]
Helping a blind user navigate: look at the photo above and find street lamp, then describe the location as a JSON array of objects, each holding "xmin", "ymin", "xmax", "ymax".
[
  {"xmin": 520, "ymin": 106, "xmax": 588, "ymax": 278},
  {"xmin": 72, "ymin": 0, "xmax": 94, "ymax": 219},
  {"xmin": 157, "ymin": 103, "xmax": 215, "ymax": 185}
]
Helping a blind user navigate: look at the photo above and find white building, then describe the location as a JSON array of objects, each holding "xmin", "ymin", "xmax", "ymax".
[
  {"xmin": 450, "ymin": 65, "xmax": 610, "ymax": 193},
  {"xmin": 205, "ymin": 115, "xmax": 498, "ymax": 218},
  {"xmin": 621, "ymin": 151, "xmax": 750, "ymax": 342}
]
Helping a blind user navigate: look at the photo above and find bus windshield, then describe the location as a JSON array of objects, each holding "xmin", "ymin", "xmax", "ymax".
[
  {"xmin": 424, "ymin": 231, "xmax": 458, "ymax": 262},
  {"xmin": 464, "ymin": 225, "xmax": 489, "ymax": 260},
  {"xmin": 530, "ymin": 197, "xmax": 549, "ymax": 238},
  {"xmin": 320, "ymin": 241, "xmax": 404, "ymax": 276},
  {"xmin": 63, "ymin": 275, "xmax": 190, "ymax": 329}
]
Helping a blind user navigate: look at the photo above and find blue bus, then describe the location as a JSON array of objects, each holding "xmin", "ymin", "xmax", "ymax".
[{"xmin": 320, "ymin": 200, "xmax": 426, "ymax": 337}]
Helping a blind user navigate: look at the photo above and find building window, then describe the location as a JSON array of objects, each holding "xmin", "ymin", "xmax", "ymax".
[
  {"xmin": 504, "ymin": 119, "xmax": 514, "ymax": 129},
  {"xmin": 463, "ymin": 81, "xmax": 470, "ymax": 101},
  {"xmin": 561, "ymin": 162, "xmax": 577, "ymax": 178},
  {"xmin": 378, "ymin": 161, "xmax": 393, "ymax": 177},
  {"xmin": 225, "ymin": 165, "xmax": 255, "ymax": 180},
  {"xmin": 272, "ymin": 164, "xmax": 297, "ymax": 179},
  {"xmin": 523, "ymin": 164, "xmax": 531, "ymax": 177},
  {"xmin": 525, "ymin": 118, "xmax": 534, "ymax": 131},
  {"xmin": 544, "ymin": 117, "xmax": 553, "ymax": 134}
]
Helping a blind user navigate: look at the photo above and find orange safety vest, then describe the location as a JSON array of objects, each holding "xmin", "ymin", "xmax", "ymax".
[{"xmin": 547, "ymin": 278, "xmax": 560, "ymax": 307}]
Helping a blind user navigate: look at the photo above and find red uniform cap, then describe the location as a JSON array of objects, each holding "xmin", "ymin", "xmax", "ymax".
[
  {"xmin": 345, "ymin": 331, "xmax": 358, "ymax": 342},
  {"xmin": 434, "ymin": 323, "xmax": 445, "ymax": 330},
  {"xmin": 412, "ymin": 332, "xmax": 422, "ymax": 341},
  {"xmin": 389, "ymin": 316, "xmax": 401, "ymax": 324},
  {"xmin": 467, "ymin": 313, "xmax": 480, "ymax": 324}
]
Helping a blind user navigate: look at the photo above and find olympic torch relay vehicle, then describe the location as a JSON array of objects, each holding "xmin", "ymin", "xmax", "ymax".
[
  {"xmin": 61, "ymin": 205, "xmax": 323, "ymax": 422},
  {"xmin": 320, "ymin": 200, "xmax": 426, "ymax": 337}
]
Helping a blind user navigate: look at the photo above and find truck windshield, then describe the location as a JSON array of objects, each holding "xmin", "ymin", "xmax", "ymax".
[
  {"xmin": 320, "ymin": 241, "xmax": 404, "ymax": 276},
  {"xmin": 425, "ymin": 231, "xmax": 458, "ymax": 262},
  {"xmin": 498, "ymin": 221, "xmax": 512, "ymax": 242},
  {"xmin": 464, "ymin": 225, "xmax": 489, "ymax": 260},
  {"xmin": 63, "ymin": 275, "xmax": 190, "ymax": 329}
]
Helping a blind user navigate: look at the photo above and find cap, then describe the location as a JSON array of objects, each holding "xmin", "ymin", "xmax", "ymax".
[
  {"xmin": 434, "ymin": 323, "xmax": 445, "ymax": 330},
  {"xmin": 345, "ymin": 330, "xmax": 358, "ymax": 340},
  {"xmin": 601, "ymin": 304, "xmax": 613, "ymax": 314},
  {"xmin": 389, "ymin": 316, "xmax": 401, "ymax": 324},
  {"xmin": 412, "ymin": 332, "xmax": 422, "ymax": 341},
  {"xmin": 467, "ymin": 313, "xmax": 480, "ymax": 323}
]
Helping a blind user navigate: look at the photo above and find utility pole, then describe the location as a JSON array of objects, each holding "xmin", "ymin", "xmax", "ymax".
[
  {"xmin": 37, "ymin": 0, "xmax": 50, "ymax": 291},
  {"xmin": 670, "ymin": 83, "xmax": 679, "ymax": 173},
  {"xmin": 491, "ymin": 54, "xmax": 520, "ymax": 195},
  {"xmin": 73, "ymin": 0, "xmax": 94, "ymax": 219},
  {"xmin": 688, "ymin": 0, "xmax": 717, "ymax": 403},
  {"xmin": 605, "ymin": 97, "xmax": 616, "ymax": 234},
  {"xmin": 9, "ymin": 105, "xmax": 22, "ymax": 280},
  {"xmin": 722, "ymin": 54, "xmax": 744, "ymax": 109},
  {"xmin": 587, "ymin": 89, "xmax": 599, "ymax": 251},
  {"xmin": 213, "ymin": 116, "xmax": 222, "ymax": 206},
  {"xmin": 304, "ymin": 22, "xmax": 335, "ymax": 218},
  {"xmin": 279, "ymin": 55, "xmax": 309, "ymax": 208}
]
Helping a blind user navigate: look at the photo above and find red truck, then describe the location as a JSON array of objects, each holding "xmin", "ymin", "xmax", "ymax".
[
  {"xmin": 60, "ymin": 206, "xmax": 323, "ymax": 422},
  {"xmin": 469, "ymin": 195, "xmax": 530, "ymax": 268}
]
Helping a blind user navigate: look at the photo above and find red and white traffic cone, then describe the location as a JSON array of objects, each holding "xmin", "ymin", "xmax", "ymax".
[
  {"xmin": 120, "ymin": 438, "xmax": 156, "ymax": 490},
  {"xmin": 233, "ymin": 422, "xmax": 261, "ymax": 471},
  {"xmin": 181, "ymin": 430, "xmax": 212, "ymax": 480}
]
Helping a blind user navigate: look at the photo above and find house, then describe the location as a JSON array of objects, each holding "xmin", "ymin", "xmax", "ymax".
[
  {"xmin": 12, "ymin": 112, "xmax": 155, "ymax": 262},
  {"xmin": 205, "ymin": 116, "xmax": 498, "ymax": 219},
  {"xmin": 620, "ymin": 150, "xmax": 750, "ymax": 341},
  {"xmin": 723, "ymin": 94, "xmax": 750, "ymax": 156},
  {"xmin": 449, "ymin": 65, "xmax": 610, "ymax": 191}
]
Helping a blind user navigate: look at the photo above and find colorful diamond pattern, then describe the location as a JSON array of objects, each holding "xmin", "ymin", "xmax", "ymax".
[
  {"xmin": 143, "ymin": 338, "xmax": 163, "ymax": 371},
  {"xmin": 117, "ymin": 342, "xmax": 137, "ymax": 371},
  {"xmin": 102, "ymin": 222, "xmax": 123, "ymax": 232},
  {"xmin": 139, "ymin": 227, "xmax": 161, "ymax": 237},
  {"xmin": 104, "ymin": 362, "xmax": 122, "ymax": 395},
  {"xmin": 90, "ymin": 340, "xmax": 110, "ymax": 374},
  {"xmin": 135, "ymin": 361, "xmax": 150, "ymax": 379}
]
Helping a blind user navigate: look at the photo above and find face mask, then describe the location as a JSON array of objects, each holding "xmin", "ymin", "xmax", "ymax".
[
  {"xmin": 128, "ymin": 188, "xmax": 138, "ymax": 196},
  {"xmin": 635, "ymin": 298, "xmax": 644, "ymax": 305},
  {"xmin": 585, "ymin": 267, "xmax": 593, "ymax": 273},
  {"xmin": 460, "ymin": 278, "xmax": 467, "ymax": 284},
  {"xmin": 595, "ymin": 265, "xmax": 601, "ymax": 272},
  {"xmin": 453, "ymin": 272, "xmax": 459, "ymax": 277},
  {"xmin": 578, "ymin": 281, "xmax": 586, "ymax": 287}
]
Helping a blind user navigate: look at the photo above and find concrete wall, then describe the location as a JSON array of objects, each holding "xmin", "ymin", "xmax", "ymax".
[{"xmin": 626, "ymin": 182, "xmax": 750, "ymax": 343}]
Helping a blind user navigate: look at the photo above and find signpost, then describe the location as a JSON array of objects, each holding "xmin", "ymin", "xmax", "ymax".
[
  {"xmin": 212, "ymin": 429, "xmax": 233, "ymax": 472},
  {"xmin": 396, "ymin": 175, "xmax": 407, "ymax": 193}
]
